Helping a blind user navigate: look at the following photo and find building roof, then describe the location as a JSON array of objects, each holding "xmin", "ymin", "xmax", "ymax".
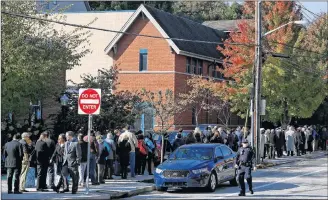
[
  {"xmin": 105, "ymin": 4, "xmax": 227, "ymax": 62},
  {"xmin": 203, "ymin": 19, "xmax": 253, "ymax": 32}
]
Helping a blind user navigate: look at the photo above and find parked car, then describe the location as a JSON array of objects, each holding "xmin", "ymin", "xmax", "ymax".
[{"xmin": 154, "ymin": 143, "xmax": 238, "ymax": 192}]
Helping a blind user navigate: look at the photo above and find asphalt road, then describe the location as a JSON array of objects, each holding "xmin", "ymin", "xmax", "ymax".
[{"xmin": 127, "ymin": 155, "xmax": 328, "ymax": 199}]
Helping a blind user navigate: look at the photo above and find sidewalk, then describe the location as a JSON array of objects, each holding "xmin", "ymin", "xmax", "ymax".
[
  {"xmin": 258, "ymin": 150, "xmax": 328, "ymax": 168},
  {"xmin": 1, "ymin": 174, "xmax": 154, "ymax": 200}
]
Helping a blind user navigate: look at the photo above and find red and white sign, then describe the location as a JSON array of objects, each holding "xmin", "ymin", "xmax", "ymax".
[{"xmin": 78, "ymin": 88, "xmax": 101, "ymax": 115}]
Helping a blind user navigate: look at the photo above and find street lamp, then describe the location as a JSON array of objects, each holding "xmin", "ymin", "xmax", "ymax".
[
  {"xmin": 263, "ymin": 20, "xmax": 307, "ymax": 37},
  {"xmin": 60, "ymin": 93, "xmax": 69, "ymax": 132},
  {"xmin": 252, "ymin": 0, "xmax": 307, "ymax": 165}
]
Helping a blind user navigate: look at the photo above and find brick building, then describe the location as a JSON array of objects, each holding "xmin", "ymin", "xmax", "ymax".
[{"xmin": 105, "ymin": 5, "xmax": 245, "ymax": 130}]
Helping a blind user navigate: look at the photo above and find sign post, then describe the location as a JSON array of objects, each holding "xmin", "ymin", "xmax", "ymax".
[{"xmin": 78, "ymin": 88, "xmax": 101, "ymax": 195}]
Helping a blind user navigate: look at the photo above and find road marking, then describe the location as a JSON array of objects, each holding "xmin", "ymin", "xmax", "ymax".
[{"xmin": 218, "ymin": 167, "xmax": 327, "ymax": 198}]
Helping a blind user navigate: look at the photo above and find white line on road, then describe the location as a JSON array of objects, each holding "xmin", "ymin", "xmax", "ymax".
[{"xmin": 217, "ymin": 167, "xmax": 327, "ymax": 198}]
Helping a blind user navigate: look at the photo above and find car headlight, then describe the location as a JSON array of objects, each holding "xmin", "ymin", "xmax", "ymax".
[
  {"xmin": 192, "ymin": 167, "xmax": 209, "ymax": 174},
  {"xmin": 155, "ymin": 168, "xmax": 163, "ymax": 174}
]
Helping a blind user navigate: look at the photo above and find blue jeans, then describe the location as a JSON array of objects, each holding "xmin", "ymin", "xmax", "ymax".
[
  {"xmin": 129, "ymin": 152, "xmax": 136, "ymax": 177},
  {"xmin": 89, "ymin": 154, "xmax": 97, "ymax": 183}
]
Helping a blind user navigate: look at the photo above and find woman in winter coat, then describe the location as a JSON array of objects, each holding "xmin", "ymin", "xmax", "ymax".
[
  {"xmin": 259, "ymin": 128, "xmax": 266, "ymax": 162},
  {"xmin": 195, "ymin": 133, "xmax": 202, "ymax": 143},
  {"xmin": 275, "ymin": 129, "xmax": 284, "ymax": 158},
  {"xmin": 118, "ymin": 135, "xmax": 131, "ymax": 179},
  {"xmin": 285, "ymin": 126, "xmax": 295, "ymax": 156},
  {"xmin": 185, "ymin": 131, "xmax": 196, "ymax": 144}
]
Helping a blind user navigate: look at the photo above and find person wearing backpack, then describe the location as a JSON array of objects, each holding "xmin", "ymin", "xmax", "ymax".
[
  {"xmin": 96, "ymin": 135, "xmax": 109, "ymax": 184},
  {"xmin": 136, "ymin": 134, "xmax": 148, "ymax": 175},
  {"xmin": 144, "ymin": 133, "xmax": 155, "ymax": 175}
]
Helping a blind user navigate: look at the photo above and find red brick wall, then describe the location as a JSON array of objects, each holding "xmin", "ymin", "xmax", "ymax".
[{"xmin": 111, "ymin": 15, "xmax": 241, "ymax": 130}]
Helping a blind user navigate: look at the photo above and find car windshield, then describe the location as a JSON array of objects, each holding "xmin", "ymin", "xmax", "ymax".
[{"xmin": 170, "ymin": 147, "xmax": 213, "ymax": 160}]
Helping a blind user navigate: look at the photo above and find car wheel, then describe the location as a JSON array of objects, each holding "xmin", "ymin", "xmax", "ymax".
[
  {"xmin": 206, "ymin": 172, "xmax": 217, "ymax": 192},
  {"xmin": 230, "ymin": 169, "xmax": 238, "ymax": 186},
  {"xmin": 156, "ymin": 186, "xmax": 168, "ymax": 192}
]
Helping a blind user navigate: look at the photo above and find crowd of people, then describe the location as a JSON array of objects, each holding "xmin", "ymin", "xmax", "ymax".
[
  {"xmin": 2, "ymin": 120, "xmax": 327, "ymax": 195},
  {"xmin": 2, "ymin": 124, "xmax": 160, "ymax": 194},
  {"xmin": 170, "ymin": 125, "xmax": 328, "ymax": 162}
]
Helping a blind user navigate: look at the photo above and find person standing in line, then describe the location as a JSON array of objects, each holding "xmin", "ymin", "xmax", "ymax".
[
  {"xmin": 118, "ymin": 125, "xmax": 138, "ymax": 178},
  {"xmin": 275, "ymin": 129, "xmax": 284, "ymax": 158},
  {"xmin": 321, "ymin": 128, "xmax": 328, "ymax": 151},
  {"xmin": 210, "ymin": 131, "xmax": 223, "ymax": 144},
  {"xmin": 78, "ymin": 133, "xmax": 88, "ymax": 187},
  {"xmin": 259, "ymin": 128, "xmax": 266, "ymax": 162},
  {"xmin": 35, "ymin": 132, "xmax": 50, "ymax": 192},
  {"xmin": 235, "ymin": 139, "xmax": 255, "ymax": 196},
  {"xmin": 305, "ymin": 128, "xmax": 313, "ymax": 154},
  {"xmin": 294, "ymin": 128, "xmax": 302, "ymax": 156},
  {"xmin": 19, "ymin": 132, "xmax": 33, "ymax": 192},
  {"xmin": 172, "ymin": 132, "xmax": 185, "ymax": 151},
  {"xmin": 285, "ymin": 126, "xmax": 295, "ymax": 156},
  {"xmin": 89, "ymin": 134, "xmax": 100, "ymax": 185},
  {"xmin": 96, "ymin": 135, "xmax": 109, "ymax": 184},
  {"xmin": 264, "ymin": 130, "xmax": 270, "ymax": 159},
  {"xmin": 105, "ymin": 132, "xmax": 116, "ymax": 179},
  {"xmin": 4, "ymin": 133, "xmax": 23, "ymax": 194},
  {"xmin": 51, "ymin": 134, "xmax": 69, "ymax": 193},
  {"xmin": 44, "ymin": 130, "xmax": 56, "ymax": 190},
  {"xmin": 137, "ymin": 134, "xmax": 148, "ymax": 175},
  {"xmin": 268, "ymin": 129, "xmax": 276, "ymax": 159},
  {"xmin": 118, "ymin": 135, "xmax": 131, "ymax": 179},
  {"xmin": 63, "ymin": 131, "xmax": 81, "ymax": 194},
  {"xmin": 144, "ymin": 133, "xmax": 155, "ymax": 175},
  {"xmin": 185, "ymin": 131, "xmax": 196, "ymax": 144}
]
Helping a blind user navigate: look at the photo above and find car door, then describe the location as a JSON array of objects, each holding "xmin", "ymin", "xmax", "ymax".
[
  {"xmin": 220, "ymin": 146, "xmax": 235, "ymax": 179},
  {"xmin": 214, "ymin": 147, "xmax": 225, "ymax": 182}
]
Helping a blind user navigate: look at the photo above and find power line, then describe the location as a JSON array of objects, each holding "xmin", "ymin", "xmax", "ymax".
[
  {"xmin": 296, "ymin": 0, "xmax": 321, "ymax": 19},
  {"xmin": 1, "ymin": 11, "xmax": 254, "ymax": 47},
  {"xmin": 2, "ymin": 11, "xmax": 325, "ymax": 56}
]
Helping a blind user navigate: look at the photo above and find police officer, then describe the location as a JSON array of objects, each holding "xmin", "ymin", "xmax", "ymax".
[{"xmin": 235, "ymin": 139, "xmax": 256, "ymax": 196}]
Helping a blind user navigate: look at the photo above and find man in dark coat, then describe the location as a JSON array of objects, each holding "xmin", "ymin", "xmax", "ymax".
[
  {"xmin": 35, "ymin": 132, "xmax": 50, "ymax": 191},
  {"xmin": 294, "ymin": 128, "xmax": 303, "ymax": 156},
  {"xmin": 268, "ymin": 129, "xmax": 277, "ymax": 159},
  {"xmin": 63, "ymin": 131, "xmax": 81, "ymax": 194},
  {"xmin": 275, "ymin": 129, "xmax": 284, "ymax": 158},
  {"xmin": 44, "ymin": 130, "xmax": 56, "ymax": 190},
  {"xmin": 172, "ymin": 133, "xmax": 185, "ymax": 151},
  {"xmin": 4, "ymin": 134, "xmax": 23, "ymax": 194}
]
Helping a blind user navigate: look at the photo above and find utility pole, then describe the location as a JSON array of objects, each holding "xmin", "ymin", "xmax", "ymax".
[{"xmin": 253, "ymin": 0, "xmax": 262, "ymax": 165}]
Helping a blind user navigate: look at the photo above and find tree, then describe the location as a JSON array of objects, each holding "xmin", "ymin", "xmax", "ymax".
[
  {"xmin": 141, "ymin": 88, "xmax": 182, "ymax": 163},
  {"xmin": 218, "ymin": 2, "xmax": 327, "ymax": 127},
  {"xmin": 178, "ymin": 76, "xmax": 216, "ymax": 126},
  {"xmin": 171, "ymin": 1, "xmax": 244, "ymax": 22},
  {"xmin": 89, "ymin": 1, "xmax": 173, "ymax": 12},
  {"xmin": 52, "ymin": 67, "xmax": 143, "ymax": 134},
  {"xmin": 1, "ymin": 1, "xmax": 92, "ymax": 118}
]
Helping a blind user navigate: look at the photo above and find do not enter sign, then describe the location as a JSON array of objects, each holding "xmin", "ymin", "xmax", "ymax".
[{"xmin": 78, "ymin": 88, "xmax": 101, "ymax": 115}]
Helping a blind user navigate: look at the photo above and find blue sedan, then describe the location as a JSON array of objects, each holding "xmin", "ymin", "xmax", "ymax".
[{"xmin": 154, "ymin": 144, "xmax": 238, "ymax": 192}]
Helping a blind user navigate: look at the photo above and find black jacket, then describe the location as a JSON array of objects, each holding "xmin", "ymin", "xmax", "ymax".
[
  {"xmin": 35, "ymin": 139, "xmax": 50, "ymax": 166},
  {"xmin": 50, "ymin": 144, "xmax": 65, "ymax": 175},
  {"xmin": 45, "ymin": 138, "xmax": 56, "ymax": 160},
  {"xmin": 210, "ymin": 136, "xmax": 223, "ymax": 144},
  {"xmin": 4, "ymin": 140, "xmax": 23, "ymax": 168},
  {"xmin": 79, "ymin": 140, "xmax": 88, "ymax": 163},
  {"xmin": 294, "ymin": 131, "xmax": 302, "ymax": 149},
  {"xmin": 173, "ymin": 138, "xmax": 185, "ymax": 151},
  {"xmin": 268, "ymin": 132, "xmax": 277, "ymax": 146},
  {"xmin": 118, "ymin": 139, "xmax": 131, "ymax": 166}
]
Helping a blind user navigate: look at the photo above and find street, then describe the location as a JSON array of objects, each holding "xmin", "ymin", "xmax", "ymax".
[{"xmin": 127, "ymin": 155, "xmax": 328, "ymax": 199}]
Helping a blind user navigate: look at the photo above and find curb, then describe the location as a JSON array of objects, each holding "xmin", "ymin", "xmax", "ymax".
[
  {"xmin": 257, "ymin": 152, "xmax": 328, "ymax": 169},
  {"xmin": 96, "ymin": 185, "xmax": 155, "ymax": 199}
]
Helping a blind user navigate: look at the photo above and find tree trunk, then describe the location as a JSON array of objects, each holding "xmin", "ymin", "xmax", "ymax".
[
  {"xmin": 160, "ymin": 121, "xmax": 164, "ymax": 163},
  {"xmin": 281, "ymin": 99, "xmax": 291, "ymax": 129}
]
